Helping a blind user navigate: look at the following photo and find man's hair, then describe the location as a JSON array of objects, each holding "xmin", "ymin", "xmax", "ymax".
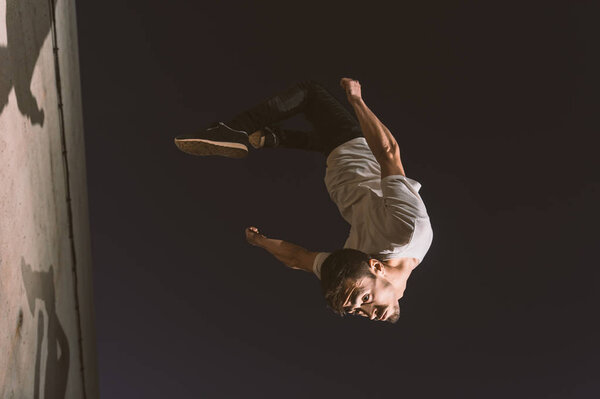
[{"xmin": 320, "ymin": 248, "xmax": 374, "ymax": 316}]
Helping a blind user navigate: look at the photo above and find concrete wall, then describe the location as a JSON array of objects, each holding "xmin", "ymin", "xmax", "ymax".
[{"xmin": 0, "ymin": 0, "xmax": 98, "ymax": 398}]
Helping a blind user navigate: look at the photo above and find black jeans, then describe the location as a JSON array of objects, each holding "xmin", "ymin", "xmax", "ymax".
[{"xmin": 226, "ymin": 80, "xmax": 363, "ymax": 157}]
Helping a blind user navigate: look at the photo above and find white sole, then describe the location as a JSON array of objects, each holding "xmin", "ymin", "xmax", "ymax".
[
  {"xmin": 174, "ymin": 138, "xmax": 248, "ymax": 158},
  {"xmin": 176, "ymin": 138, "xmax": 247, "ymax": 150}
]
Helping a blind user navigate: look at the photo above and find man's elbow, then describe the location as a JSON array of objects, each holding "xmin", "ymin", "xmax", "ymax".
[
  {"xmin": 292, "ymin": 250, "xmax": 316, "ymax": 273},
  {"xmin": 384, "ymin": 142, "xmax": 400, "ymax": 158},
  {"xmin": 375, "ymin": 142, "xmax": 399, "ymax": 161},
  {"xmin": 378, "ymin": 145, "xmax": 405, "ymax": 177}
]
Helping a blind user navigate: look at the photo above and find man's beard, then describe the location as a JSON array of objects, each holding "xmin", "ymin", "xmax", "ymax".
[{"xmin": 387, "ymin": 304, "xmax": 401, "ymax": 323}]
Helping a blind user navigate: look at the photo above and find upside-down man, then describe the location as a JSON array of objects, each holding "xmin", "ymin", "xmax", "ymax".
[{"xmin": 174, "ymin": 78, "xmax": 433, "ymax": 323}]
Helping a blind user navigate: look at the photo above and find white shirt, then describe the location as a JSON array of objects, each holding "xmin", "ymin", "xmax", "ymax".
[{"xmin": 313, "ymin": 137, "xmax": 433, "ymax": 279}]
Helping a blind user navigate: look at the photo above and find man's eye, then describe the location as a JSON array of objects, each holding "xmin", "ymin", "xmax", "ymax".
[{"xmin": 362, "ymin": 294, "xmax": 370, "ymax": 302}]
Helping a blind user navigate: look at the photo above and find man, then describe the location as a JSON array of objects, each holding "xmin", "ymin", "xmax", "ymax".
[{"xmin": 174, "ymin": 78, "xmax": 433, "ymax": 323}]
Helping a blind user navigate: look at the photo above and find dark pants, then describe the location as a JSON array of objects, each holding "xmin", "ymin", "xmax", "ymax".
[{"xmin": 226, "ymin": 80, "xmax": 363, "ymax": 157}]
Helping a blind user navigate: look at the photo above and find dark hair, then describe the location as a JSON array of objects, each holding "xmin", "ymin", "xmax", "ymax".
[{"xmin": 320, "ymin": 248, "xmax": 374, "ymax": 316}]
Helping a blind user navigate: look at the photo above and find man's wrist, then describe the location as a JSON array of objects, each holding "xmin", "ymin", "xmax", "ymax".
[
  {"xmin": 255, "ymin": 235, "xmax": 269, "ymax": 249},
  {"xmin": 349, "ymin": 97, "xmax": 364, "ymax": 108}
]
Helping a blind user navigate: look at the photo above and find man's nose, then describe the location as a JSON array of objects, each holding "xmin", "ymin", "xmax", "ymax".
[{"xmin": 363, "ymin": 304, "xmax": 376, "ymax": 320}]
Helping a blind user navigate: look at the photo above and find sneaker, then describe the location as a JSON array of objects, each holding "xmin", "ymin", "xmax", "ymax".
[
  {"xmin": 174, "ymin": 122, "xmax": 250, "ymax": 158},
  {"xmin": 261, "ymin": 125, "xmax": 281, "ymax": 148}
]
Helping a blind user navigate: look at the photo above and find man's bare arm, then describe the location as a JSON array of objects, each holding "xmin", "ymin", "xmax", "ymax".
[
  {"xmin": 340, "ymin": 78, "xmax": 405, "ymax": 178},
  {"xmin": 245, "ymin": 227, "xmax": 317, "ymax": 273}
]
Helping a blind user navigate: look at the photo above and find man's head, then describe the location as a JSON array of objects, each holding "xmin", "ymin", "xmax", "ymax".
[{"xmin": 320, "ymin": 249, "xmax": 401, "ymax": 323}]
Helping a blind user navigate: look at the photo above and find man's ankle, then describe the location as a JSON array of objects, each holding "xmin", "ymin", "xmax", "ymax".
[{"xmin": 249, "ymin": 131, "xmax": 265, "ymax": 149}]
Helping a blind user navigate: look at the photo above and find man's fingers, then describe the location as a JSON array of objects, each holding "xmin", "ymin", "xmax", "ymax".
[
  {"xmin": 245, "ymin": 226, "xmax": 262, "ymax": 239},
  {"xmin": 340, "ymin": 78, "xmax": 361, "ymax": 98}
]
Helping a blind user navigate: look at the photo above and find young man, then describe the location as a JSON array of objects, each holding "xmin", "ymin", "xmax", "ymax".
[{"xmin": 174, "ymin": 78, "xmax": 433, "ymax": 323}]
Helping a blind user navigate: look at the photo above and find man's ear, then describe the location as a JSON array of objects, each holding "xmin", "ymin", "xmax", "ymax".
[{"xmin": 368, "ymin": 258, "xmax": 385, "ymax": 276}]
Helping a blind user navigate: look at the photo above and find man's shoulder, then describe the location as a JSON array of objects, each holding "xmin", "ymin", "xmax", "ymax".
[{"xmin": 326, "ymin": 137, "xmax": 372, "ymax": 165}]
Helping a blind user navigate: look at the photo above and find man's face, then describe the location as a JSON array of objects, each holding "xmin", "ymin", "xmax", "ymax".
[{"xmin": 342, "ymin": 273, "xmax": 400, "ymax": 323}]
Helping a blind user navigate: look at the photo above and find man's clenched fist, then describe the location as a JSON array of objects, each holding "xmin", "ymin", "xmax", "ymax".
[
  {"xmin": 245, "ymin": 226, "xmax": 266, "ymax": 247},
  {"xmin": 340, "ymin": 77, "xmax": 362, "ymax": 104}
]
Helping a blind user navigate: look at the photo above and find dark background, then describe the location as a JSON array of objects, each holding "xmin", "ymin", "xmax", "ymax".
[{"xmin": 76, "ymin": 1, "xmax": 598, "ymax": 398}]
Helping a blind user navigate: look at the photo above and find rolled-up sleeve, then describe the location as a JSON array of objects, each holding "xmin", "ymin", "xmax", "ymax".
[{"xmin": 313, "ymin": 252, "xmax": 331, "ymax": 280}]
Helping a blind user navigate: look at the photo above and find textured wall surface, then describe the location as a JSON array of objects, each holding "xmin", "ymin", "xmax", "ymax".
[{"xmin": 0, "ymin": 0, "xmax": 98, "ymax": 398}]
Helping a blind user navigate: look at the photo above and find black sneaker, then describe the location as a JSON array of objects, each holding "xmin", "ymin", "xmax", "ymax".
[
  {"xmin": 261, "ymin": 125, "xmax": 281, "ymax": 148},
  {"xmin": 174, "ymin": 122, "xmax": 251, "ymax": 158}
]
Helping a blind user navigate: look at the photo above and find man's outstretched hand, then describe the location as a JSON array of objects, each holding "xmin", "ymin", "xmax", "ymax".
[
  {"xmin": 340, "ymin": 77, "xmax": 362, "ymax": 104},
  {"xmin": 245, "ymin": 226, "xmax": 266, "ymax": 247}
]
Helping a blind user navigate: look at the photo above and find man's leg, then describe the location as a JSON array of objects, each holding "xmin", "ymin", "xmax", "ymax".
[
  {"xmin": 248, "ymin": 125, "xmax": 322, "ymax": 152},
  {"xmin": 225, "ymin": 80, "xmax": 363, "ymax": 156}
]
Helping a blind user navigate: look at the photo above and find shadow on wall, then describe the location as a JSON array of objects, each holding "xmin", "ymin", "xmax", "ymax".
[
  {"xmin": 0, "ymin": 0, "xmax": 58, "ymax": 126},
  {"xmin": 21, "ymin": 258, "xmax": 69, "ymax": 399}
]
